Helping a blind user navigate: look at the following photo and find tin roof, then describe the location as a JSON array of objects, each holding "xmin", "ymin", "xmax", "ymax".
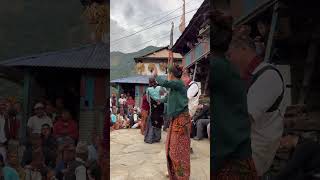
[
  {"xmin": 111, "ymin": 75, "xmax": 167, "ymax": 85},
  {"xmin": 0, "ymin": 43, "xmax": 109, "ymax": 70}
]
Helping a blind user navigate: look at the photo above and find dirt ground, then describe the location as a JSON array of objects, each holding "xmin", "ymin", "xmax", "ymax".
[{"xmin": 110, "ymin": 129, "xmax": 210, "ymax": 180}]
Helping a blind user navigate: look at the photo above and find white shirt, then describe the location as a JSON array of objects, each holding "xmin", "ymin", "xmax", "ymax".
[
  {"xmin": 27, "ymin": 115, "xmax": 53, "ymax": 134},
  {"xmin": 133, "ymin": 114, "xmax": 138, "ymax": 122},
  {"xmin": 118, "ymin": 98, "xmax": 126, "ymax": 105},
  {"xmin": 0, "ymin": 114, "xmax": 7, "ymax": 143},
  {"xmin": 75, "ymin": 158, "xmax": 87, "ymax": 180},
  {"xmin": 187, "ymin": 82, "xmax": 201, "ymax": 117},
  {"xmin": 248, "ymin": 63, "xmax": 285, "ymax": 175}
]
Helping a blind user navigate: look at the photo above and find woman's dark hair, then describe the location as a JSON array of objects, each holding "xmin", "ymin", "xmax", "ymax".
[
  {"xmin": 168, "ymin": 64, "xmax": 183, "ymax": 79},
  {"xmin": 149, "ymin": 77, "xmax": 157, "ymax": 87},
  {"xmin": 210, "ymin": 10, "xmax": 233, "ymax": 53}
]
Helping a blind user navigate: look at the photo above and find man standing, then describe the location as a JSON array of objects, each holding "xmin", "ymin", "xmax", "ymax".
[
  {"xmin": 187, "ymin": 81, "xmax": 201, "ymax": 118},
  {"xmin": 227, "ymin": 35, "xmax": 285, "ymax": 176},
  {"xmin": 27, "ymin": 103, "xmax": 53, "ymax": 135}
]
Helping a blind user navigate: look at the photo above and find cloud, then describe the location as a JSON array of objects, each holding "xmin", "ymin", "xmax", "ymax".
[{"xmin": 110, "ymin": 0, "xmax": 204, "ymax": 53}]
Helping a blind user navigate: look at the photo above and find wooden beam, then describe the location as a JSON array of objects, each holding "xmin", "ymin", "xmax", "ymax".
[
  {"xmin": 193, "ymin": 62, "xmax": 198, "ymax": 81},
  {"xmin": 265, "ymin": 2, "xmax": 279, "ymax": 62}
]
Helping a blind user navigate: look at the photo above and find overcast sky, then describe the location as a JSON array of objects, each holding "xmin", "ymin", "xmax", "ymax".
[{"xmin": 110, "ymin": 0, "xmax": 204, "ymax": 53}]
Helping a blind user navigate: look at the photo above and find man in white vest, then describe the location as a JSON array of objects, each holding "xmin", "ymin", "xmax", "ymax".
[
  {"xmin": 227, "ymin": 35, "xmax": 285, "ymax": 177},
  {"xmin": 187, "ymin": 81, "xmax": 201, "ymax": 118}
]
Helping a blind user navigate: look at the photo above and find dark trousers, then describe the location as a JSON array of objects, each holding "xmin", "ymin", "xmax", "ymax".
[
  {"xmin": 195, "ymin": 119, "xmax": 210, "ymax": 139},
  {"xmin": 276, "ymin": 141, "xmax": 320, "ymax": 180},
  {"xmin": 163, "ymin": 116, "xmax": 169, "ymax": 130}
]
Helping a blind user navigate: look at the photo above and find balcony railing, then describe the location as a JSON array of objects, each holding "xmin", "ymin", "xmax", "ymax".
[{"xmin": 184, "ymin": 39, "xmax": 210, "ymax": 67}]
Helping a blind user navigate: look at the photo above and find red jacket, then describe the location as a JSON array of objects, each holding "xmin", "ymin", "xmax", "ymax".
[
  {"xmin": 127, "ymin": 99, "xmax": 135, "ymax": 106},
  {"xmin": 53, "ymin": 119, "xmax": 78, "ymax": 140},
  {"xmin": 141, "ymin": 95, "xmax": 150, "ymax": 111}
]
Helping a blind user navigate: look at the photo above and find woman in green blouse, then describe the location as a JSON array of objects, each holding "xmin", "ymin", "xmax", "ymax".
[{"xmin": 153, "ymin": 64, "xmax": 190, "ymax": 179}]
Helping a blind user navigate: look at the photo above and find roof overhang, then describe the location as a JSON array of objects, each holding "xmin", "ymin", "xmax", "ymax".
[
  {"xmin": 172, "ymin": 0, "xmax": 210, "ymax": 55},
  {"xmin": 233, "ymin": 0, "xmax": 277, "ymax": 26}
]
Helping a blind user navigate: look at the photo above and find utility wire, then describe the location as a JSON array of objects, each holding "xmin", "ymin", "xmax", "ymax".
[
  {"xmin": 111, "ymin": 5, "xmax": 207, "ymax": 43},
  {"xmin": 113, "ymin": 25, "xmax": 180, "ymax": 50},
  {"xmin": 112, "ymin": 7, "xmax": 206, "ymax": 53},
  {"xmin": 110, "ymin": 0, "xmax": 201, "ymax": 36},
  {"xmin": 111, "ymin": 18, "xmax": 181, "ymax": 47},
  {"xmin": 140, "ymin": 0, "xmax": 202, "ymax": 22}
]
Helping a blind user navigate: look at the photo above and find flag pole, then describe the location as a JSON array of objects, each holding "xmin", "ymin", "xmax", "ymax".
[
  {"xmin": 179, "ymin": 0, "xmax": 186, "ymax": 33},
  {"xmin": 168, "ymin": 22, "xmax": 174, "ymax": 80}
]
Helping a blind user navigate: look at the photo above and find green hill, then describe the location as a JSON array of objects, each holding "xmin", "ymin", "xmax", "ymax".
[{"xmin": 110, "ymin": 46, "xmax": 161, "ymax": 80}]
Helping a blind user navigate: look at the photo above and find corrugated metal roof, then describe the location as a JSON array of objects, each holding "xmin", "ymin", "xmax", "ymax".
[
  {"xmin": 111, "ymin": 75, "xmax": 166, "ymax": 85},
  {"xmin": 0, "ymin": 43, "xmax": 109, "ymax": 70}
]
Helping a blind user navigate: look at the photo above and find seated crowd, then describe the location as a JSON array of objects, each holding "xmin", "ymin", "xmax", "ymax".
[
  {"xmin": 0, "ymin": 97, "xmax": 106, "ymax": 180},
  {"xmin": 110, "ymin": 92, "xmax": 210, "ymax": 141}
]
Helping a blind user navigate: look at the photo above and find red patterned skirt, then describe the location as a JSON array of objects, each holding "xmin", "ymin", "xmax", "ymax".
[
  {"xmin": 140, "ymin": 110, "xmax": 148, "ymax": 135},
  {"xmin": 211, "ymin": 158, "xmax": 260, "ymax": 180},
  {"xmin": 166, "ymin": 112, "xmax": 191, "ymax": 180}
]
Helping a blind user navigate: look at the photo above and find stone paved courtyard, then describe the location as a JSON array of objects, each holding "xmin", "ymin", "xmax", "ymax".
[{"xmin": 111, "ymin": 129, "xmax": 210, "ymax": 180}]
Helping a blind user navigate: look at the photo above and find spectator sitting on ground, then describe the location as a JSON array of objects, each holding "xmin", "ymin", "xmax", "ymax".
[
  {"xmin": 21, "ymin": 134, "xmax": 42, "ymax": 167},
  {"xmin": 7, "ymin": 150, "xmax": 25, "ymax": 180},
  {"xmin": 127, "ymin": 107, "xmax": 135, "ymax": 128},
  {"xmin": 41, "ymin": 124, "xmax": 58, "ymax": 168},
  {"xmin": 24, "ymin": 148, "xmax": 47, "ymax": 180},
  {"xmin": 131, "ymin": 108, "xmax": 140, "ymax": 129},
  {"xmin": 126, "ymin": 96, "xmax": 135, "ymax": 109},
  {"xmin": 55, "ymin": 139, "xmax": 74, "ymax": 180},
  {"xmin": 0, "ymin": 153, "xmax": 19, "ymax": 180},
  {"xmin": 116, "ymin": 108, "xmax": 129, "ymax": 129},
  {"xmin": 88, "ymin": 134, "xmax": 100, "ymax": 162},
  {"xmin": 53, "ymin": 110, "xmax": 79, "ymax": 143},
  {"xmin": 63, "ymin": 143, "xmax": 87, "ymax": 180},
  {"xmin": 27, "ymin": 103, "xmax": 53, "ymax": 136},
  {"xmin": 191, "ymin": 97, "xmax": 210, "ymax": 140},
  {"xmin": 110, "ymin": 109, "xmax": 117, "ymax": 128}
]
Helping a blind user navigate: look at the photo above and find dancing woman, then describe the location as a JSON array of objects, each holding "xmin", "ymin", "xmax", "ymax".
[
  {"xmin": 144, "ymin": 78, "xmax": 165, "ymax": 144},
  {"xmin": 153, "ymin": 65, "xmax": 190, "ymax": 179}
]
